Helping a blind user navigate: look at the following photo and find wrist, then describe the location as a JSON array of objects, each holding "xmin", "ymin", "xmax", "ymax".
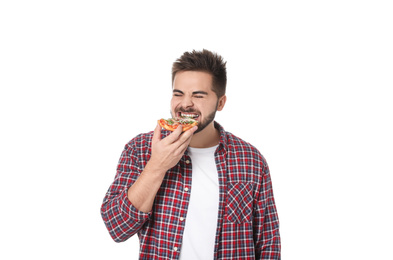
[{"xmin": 144, "ymin": 160, "xmax": 167, "ymax": 177}]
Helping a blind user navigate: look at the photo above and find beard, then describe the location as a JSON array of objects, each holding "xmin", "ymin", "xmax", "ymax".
[{"xmin": 193, "ymin": 109, "xmax": 216, "ymax": 134}]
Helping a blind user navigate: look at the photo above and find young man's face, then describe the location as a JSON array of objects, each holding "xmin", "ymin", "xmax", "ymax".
[{"xmin": 171, "ymin": 71, "xmax": 226, "ymax": 134}]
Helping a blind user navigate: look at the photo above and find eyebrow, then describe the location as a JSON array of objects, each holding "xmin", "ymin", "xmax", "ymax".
[{"xmin": 173, "ymin": 89, "xmax": 208, "ymax": 95}]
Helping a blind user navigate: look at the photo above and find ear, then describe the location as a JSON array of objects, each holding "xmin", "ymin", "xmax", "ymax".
[{"xmin": 217, "ymin": 95, "xmax": 227, "ymax": 111}]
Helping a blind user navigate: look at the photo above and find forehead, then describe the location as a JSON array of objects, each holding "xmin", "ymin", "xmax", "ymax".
[{"xmin": 173, "ymin": 71, "xmax": 213, "ymax": 92}]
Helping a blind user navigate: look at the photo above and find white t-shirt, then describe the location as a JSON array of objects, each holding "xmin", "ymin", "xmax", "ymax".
[{"xmin": 179, "ymin": 145, "xmax": 220, "ymax": 260}]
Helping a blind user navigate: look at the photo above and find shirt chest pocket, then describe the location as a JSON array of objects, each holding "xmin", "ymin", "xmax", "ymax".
[{"xmin": 225, "ymin": 182, "xmax": 254, "ymax": 224}]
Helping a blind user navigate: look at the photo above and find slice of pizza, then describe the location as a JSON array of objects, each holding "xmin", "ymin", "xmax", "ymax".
[{"xmin": 158, "ymin": 117, "xmax": 198, "ymax": 132}]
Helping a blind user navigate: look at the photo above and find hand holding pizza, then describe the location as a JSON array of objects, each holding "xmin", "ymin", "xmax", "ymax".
[
  {"xmin": 126, "ymin": 123, "xmax": 197, "ymax": 213},
  {"xmin": 148, "ymin": 122, "xmax": 197, "ymax": 172}
]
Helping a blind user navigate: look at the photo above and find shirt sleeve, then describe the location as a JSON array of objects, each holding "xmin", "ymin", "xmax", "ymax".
[
  {"xmin": 100, "ymin": 142, "xmax": 151, "ymax": 242},
  {"xmin": 254, "ymin": 160, "xmax": 281, "ymax": 259}
]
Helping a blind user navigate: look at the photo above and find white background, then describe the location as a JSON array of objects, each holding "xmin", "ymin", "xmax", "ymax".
[{"xmin": 1, "ymin": 1, "xmax": 392, "ymax": 259}]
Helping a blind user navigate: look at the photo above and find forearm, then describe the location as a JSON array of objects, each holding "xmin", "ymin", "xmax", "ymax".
[{"xmin": 127, "ymin": 161, "xmax": 167, "ymax": 213}]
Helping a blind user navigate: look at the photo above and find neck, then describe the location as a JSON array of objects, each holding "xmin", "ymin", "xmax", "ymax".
[{"xmin": 189, "ymin": 122, "xmax": 220, "ymax": 148}]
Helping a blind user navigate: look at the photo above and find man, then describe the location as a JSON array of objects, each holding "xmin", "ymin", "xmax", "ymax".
[{"xmin": 101, "ymin": 49, "xmax": 281, "ymax": 259}]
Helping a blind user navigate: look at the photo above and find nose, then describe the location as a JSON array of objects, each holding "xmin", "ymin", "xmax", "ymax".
[{"xmin": 181, "ymin": 95, "xmax": 194, "ymax": 108}]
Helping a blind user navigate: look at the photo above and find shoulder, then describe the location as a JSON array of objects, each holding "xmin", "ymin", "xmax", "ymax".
[
  {"xmin": 125, "ymin": 131, "xmax": 154, "ymax": 149},
  {"xmin": 223, "ymin": 130, "xmax": 269, "ymax": 170},
  {"xmin": 226, "ymin": 131, "xmax": 264, "ymax": 154},
  {"xmin": 122, "ymin": 130, "xmax": 158, "ymax": 156},
  {"xmin": 123, "ymin": 128, "xmax": 171, "ymax": 152}
]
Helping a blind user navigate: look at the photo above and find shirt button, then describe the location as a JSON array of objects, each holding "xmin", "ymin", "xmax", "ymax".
[
  {"xmin": 185, "ymin": 160, "xmax": 190, "ymax": 164},
  {"xmin": 180, "ymin": 217, "xmax": 184, "ymax": 221},
  {"xmin": 174, "ymin": 247, "xmax": 178, "ymax": 252},
  {"xmin": 184, "ymin": 187, "xmax": 189, "ymax": 192}
]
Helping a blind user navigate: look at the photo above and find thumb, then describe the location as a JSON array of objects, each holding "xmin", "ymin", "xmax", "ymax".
[{"xmin": 152, "ymin": 122, "xmax": 162, "ymax": 144}]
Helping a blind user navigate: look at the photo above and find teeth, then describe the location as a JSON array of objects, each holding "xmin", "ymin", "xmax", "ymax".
[{"xmin": 181, "ymin": 113, "xmax": 198, "ymax": 118}]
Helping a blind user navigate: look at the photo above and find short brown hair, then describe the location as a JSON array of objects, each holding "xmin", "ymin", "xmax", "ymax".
[{"xmin": 172, "ymin": 49, "xmax": 227, "ymax": 98}]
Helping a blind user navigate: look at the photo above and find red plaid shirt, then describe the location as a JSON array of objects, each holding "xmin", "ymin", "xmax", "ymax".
[{"xmin": 101, "ymin": 122, "xmax": 281, "ymax": 259}]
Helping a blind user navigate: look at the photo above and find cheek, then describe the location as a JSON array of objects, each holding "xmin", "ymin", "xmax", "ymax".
[
  {"xmin": 170, "ymin": 99, "xmax": 177, "ymax": 109},
  {"xmin": 170, "ymin": 100, "xmax": 182, "ymax": 114},
  {"xmin": 201, "ymin": 100, "xmax": 217, "ymax": 112}
]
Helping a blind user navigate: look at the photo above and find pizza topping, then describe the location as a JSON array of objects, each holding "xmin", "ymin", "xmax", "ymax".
[
  {"xmin": 158, "ymin": 115, "xmax": 198, "ymax": 132},
  {"xmin": 164, "ymin": 117, "xmax": 197, "ymax": 125},
  {"xmin": 178, "ymin": 117, "xmax": 197, "ymax": 124}
]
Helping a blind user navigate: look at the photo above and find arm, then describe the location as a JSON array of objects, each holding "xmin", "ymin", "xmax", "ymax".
[
  {"xmin": 100, "ymin": 137, "xmax": 148, "ymax": 242},
  {"xmin": 254, "ymin": 161, "xmax": 281, "ymax": 259},
  {"xmin": 100, "ymin": 124, "xmax": 197, "ymax": 242}
]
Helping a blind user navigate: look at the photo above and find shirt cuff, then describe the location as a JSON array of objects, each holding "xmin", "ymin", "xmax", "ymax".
[{"xmin": 119, "ymin": 188, "xmax": 151, "ymax": 222}]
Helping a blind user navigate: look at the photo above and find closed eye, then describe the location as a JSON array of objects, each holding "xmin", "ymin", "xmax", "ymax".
[
  {"xmin": 192, "ymin": 91, "xmax": 208, "ymax": 99},
  {"xmin": 173, "ymin": 89, "xmax": 183, "ymax": 97},
  {"xmin": 173, "ymin": 89, "xmax": 184, "ymax": 97}
]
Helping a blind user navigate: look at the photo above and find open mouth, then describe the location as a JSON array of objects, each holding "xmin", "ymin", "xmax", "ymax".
[{"xmin": 177, "ymin": 112, "xmax": 200, "ymax": 121}]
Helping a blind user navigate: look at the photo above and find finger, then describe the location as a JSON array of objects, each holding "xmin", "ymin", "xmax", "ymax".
[
  {"xmin": 163, "ymin": 125, "xmax": 183, "ymax": 144},
  {"xmin": 178, "ymin": 125, "xmax": 198, "ymax": 143},
  {"xmin": 176, "ymin": 145, "xmax": 189, "ymax": 158},
  {"xmin": 188, "ymin": 125, "xmax": 198, "ymax": 134},
  {"xmin": 152, "ymin": 123, "xmax": 162, "ymax": 144},
  {"xmin": 176, "ymin": 134, "xmax": 194, "ymax": 155},
  {"xmin": 175, "ymin": 126, "xmax": 197, "ymax": 152}
]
